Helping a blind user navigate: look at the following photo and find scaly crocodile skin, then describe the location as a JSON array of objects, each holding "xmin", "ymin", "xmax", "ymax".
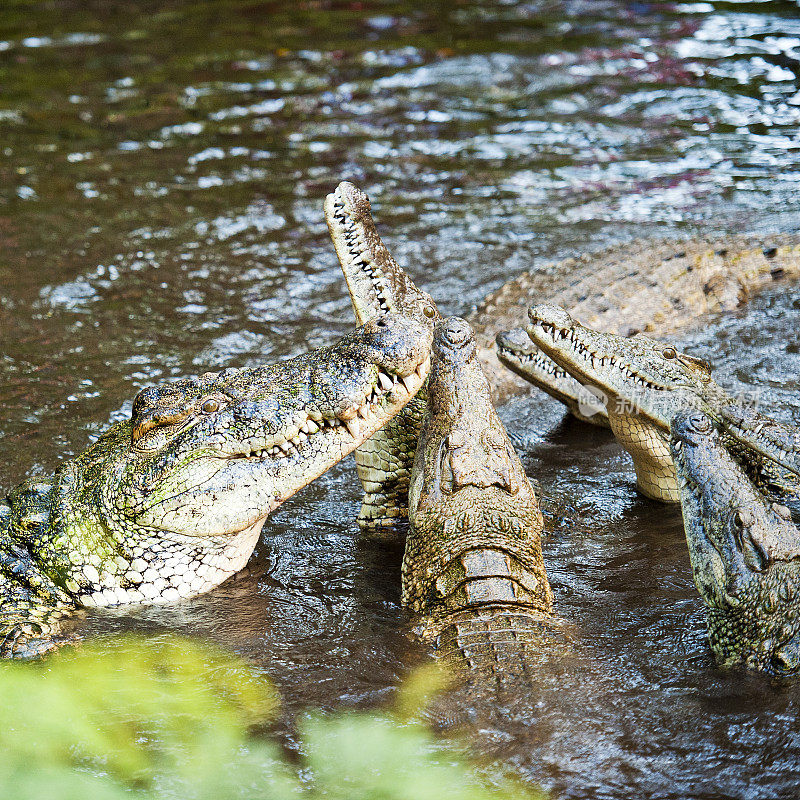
[
  {"xmin": 475, "ymin": 234, "xmax": 800, "ymax": 404},
  {"xmin": 325, "ymin": 181, "xmax": 439, "ymax": 533},
  {"xmin": 326, "ymin": 181, "xmax": 800, "ymax": 516},
  {"xmin": 405, "ymin": 317, "xmax": 562, "ymax": 695},
  {"xmin": 524, "ymin": 304, "xmax": 800, "ymax": 503}
]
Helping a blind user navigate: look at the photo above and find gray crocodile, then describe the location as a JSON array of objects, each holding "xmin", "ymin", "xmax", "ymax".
[
  {"xmin": 0, "ymin": 313, "xmax": 432, "ymax": 658},
  {"xmin": 519, "ymin": 304, "xmax": 800, "ymax": 503},
  {"xmin": 404, "ymin": 317, "xmax": 562, "ymax": 689},
  {"xmin": 325, "ymin": 181, "xmax": 440, "ymax": 532},
  {"xmin": 671, "ymin": 410, "xmax": 800, "ymax": 677}
]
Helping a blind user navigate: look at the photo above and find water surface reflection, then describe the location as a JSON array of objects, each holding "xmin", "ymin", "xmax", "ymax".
[{"xmin": 2, "ymin": 1, "xmax": 800, "ymax": 797}]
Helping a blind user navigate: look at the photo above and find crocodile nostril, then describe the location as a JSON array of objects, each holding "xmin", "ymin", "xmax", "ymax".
[
  {"xmin": 528, "ymin": 303, "xmax": 574, "ymax": 329},
  {"xmin": 771, "ymin": 639, "xmax": 800, "ymax": 675},
  {"xmin": 687, "ymin": 412, "xmax": 714, "ymax": 435},
  {"xmin": 497, "ymin": 327, "xmax": 532, "ymax": 351},
  {"xmin": 672, "ymin": 409, "xmax": 714, "ymax": 444},
  {"xmin": 438, "ymin": 317, "xmax": 473, "ymax": 348}
]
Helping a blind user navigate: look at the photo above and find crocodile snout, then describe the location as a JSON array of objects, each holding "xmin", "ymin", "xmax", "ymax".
[{"xmin": 670, "ymin": 409, "xmax": 716, "ymax": 448}]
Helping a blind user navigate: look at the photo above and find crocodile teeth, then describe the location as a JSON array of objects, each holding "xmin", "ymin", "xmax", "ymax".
[
  {"xmin": 302, "ymin": 419, "xmax": 319, "ymax": 434},
  {"xmin": 339, "ymin": 404, "xmax": 359, "ymax": 421},
  {"xmin": 378, "ymin": 372, "xmax": 394, "ymax": 391},
  {"xmin": 772, "ymin": 503, "xmax": 792, "ymax": 520},
  {"xmin": 401, "ymin": 374, "xmax": 417, "ymax": 393},
  {"xmin": 344, "ymin": 416, "xmax": 361, "ymax": 439}
]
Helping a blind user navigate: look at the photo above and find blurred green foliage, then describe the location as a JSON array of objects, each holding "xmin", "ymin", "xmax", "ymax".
[{"xmin": 0, "ymin": 635, "xmax": 544, "ymax": 800}]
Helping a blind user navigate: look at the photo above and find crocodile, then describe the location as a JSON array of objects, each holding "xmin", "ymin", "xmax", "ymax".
[
  {"xmin": 325, "ymin": 181, "xmax": 440, "ymax": 532},
  {"xmin": 0, "ymin": 313, "xmax": 432, "ymax": 658},
  {"xmin": 520, "ymin": 304, "xmax": 800, "ymax": 503},
  {"xmin": 671, "ymin": 410, "xmax": 800, "ymax": 677},
  {"xmin": 496, "ymin": 326, "xmax": 610, "ymax": 428},
  {"xmin": 473, "ymin": 234, "xmax": 800, "ymax": 406},
  {"xmin": 404, "ymin": 317, "xmax": 562, "ymax": 691}
]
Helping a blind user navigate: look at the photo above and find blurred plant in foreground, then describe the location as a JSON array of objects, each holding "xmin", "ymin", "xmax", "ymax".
[{"xmin": 0, "ymin": 635, "xmax": 545, "ymax": 800}]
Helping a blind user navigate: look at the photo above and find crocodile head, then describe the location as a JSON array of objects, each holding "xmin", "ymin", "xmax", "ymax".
[
  {"xmin": 671, "ymin": 410, "xmax": 800, "ymax": 677},
  {"xmin": 324, "ymin": 180, "xmax": 439, "ymax": 326},
  {"xmin": 526, "ymin": 303, "xmax": 800, "ymax": 502},
  {"xmin": 404, "ymin": 317, "xmax": 552, "ymax": 619},
  {"xmin": 496, "ymin": 326, "xmax": 609, "ymax": 427},
  {"xmin": 324, "ymin": 180, "xmax": 440, "ymax": 530},
  {"xmin": 107, "ymin": 313, "xmax": 432, "ymax": 537}
]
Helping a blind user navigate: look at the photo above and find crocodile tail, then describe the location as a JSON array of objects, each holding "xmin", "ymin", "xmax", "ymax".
[{"xmin": 433, "ymin": 606, "xmax": 566, "ymax": 692}]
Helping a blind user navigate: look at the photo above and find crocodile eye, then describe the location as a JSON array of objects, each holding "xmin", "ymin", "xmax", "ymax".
[
  {"xmin": 423, "ymin": 305, "xmax": 436, "ymax": 320},
  {"xmin": 662, "ymin": 347, "xmax": 677, "ymax": 360},
  {"xmin": 201, "ymin": 398, "xmax": 221, "ymax": 414}
]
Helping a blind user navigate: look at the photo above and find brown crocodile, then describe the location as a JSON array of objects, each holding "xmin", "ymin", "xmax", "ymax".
[
  {"xmin": 404, "ymin": 317, "xmax": 562, "ymax": 689},
  {"xmin": 473, "ymin": 234, "xmax": 800, "ymax": 405}
]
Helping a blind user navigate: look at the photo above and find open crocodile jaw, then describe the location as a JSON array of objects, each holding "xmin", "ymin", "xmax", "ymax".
[
  {"xmin": 325, "ymin": 181, "xmax": 439, "ymax": 326},
  {"xmin": 325, "ymin": 180, "xmax": 440, "ymax": 532},
  {"xmin": 526, "ymin": 314, "xmax": 672, "ymax": 427},
  {"xmin": 325, "ymin": 182, "xmax": 397, "ymax": 322},
  {"xmin": 495, "ymin": 328, "xmax": 612, "ymax": 427},
  {"xmin": 527, "ymin": 308, "xmax": 800, "ymax": 496},
  {"xmin": 496, "ymin": 329, "xmax": 578, "ymax": 402}
]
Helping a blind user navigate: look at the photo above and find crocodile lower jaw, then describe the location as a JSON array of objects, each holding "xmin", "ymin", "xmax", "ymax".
[{"xmin": 496, "ymin": 340, "xmax": 571, "ymax": 381}]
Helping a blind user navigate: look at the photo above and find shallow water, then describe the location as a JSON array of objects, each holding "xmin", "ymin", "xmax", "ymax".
[{"xmin": 2, "ymin": 1, "xmax": 800, "ymax": 797}]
